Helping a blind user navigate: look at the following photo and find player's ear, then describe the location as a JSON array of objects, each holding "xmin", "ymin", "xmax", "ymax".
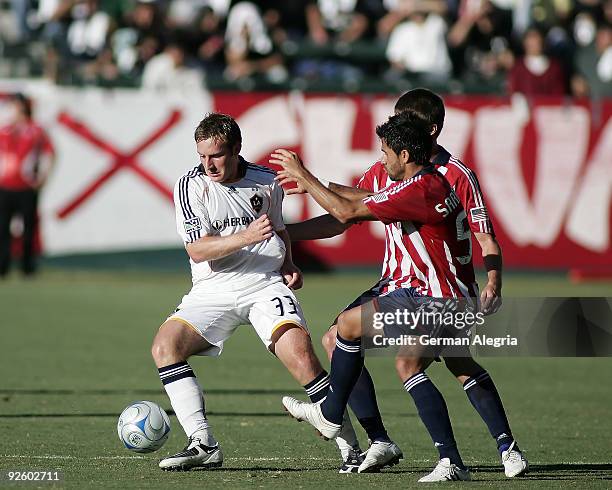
[
  {"xmin": 429, "ymin": 124, "xmax": 438, "ymax": 137},
  {"xmin": 400, "ymin": 149, "xmax": 410, "ymax": 164},
  {"xmin": 232, "ymin": 142, "xmax": 241, "ymax": 156}
]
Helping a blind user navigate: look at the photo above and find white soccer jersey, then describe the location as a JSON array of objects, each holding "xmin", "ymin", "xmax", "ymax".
[{"xmin": 174, "ymin": 157, "xmax": 286, "ymax": 290}]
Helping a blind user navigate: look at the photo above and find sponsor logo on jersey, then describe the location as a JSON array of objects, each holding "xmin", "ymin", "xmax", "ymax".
[
  {"xmin": 184, "ymin": 217, "xmax": 202, "ymax": 234},
  {"xmin": 212, "ymin": 216, "xmax": 254, "ymax": 231},
  {"xmin": 250, "ymin": 194, "xmax": 263, "ymax": 212}
]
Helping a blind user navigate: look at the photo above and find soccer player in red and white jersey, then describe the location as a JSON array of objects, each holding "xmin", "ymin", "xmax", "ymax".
[
  {"xmin": 277, "ymin": 90, "xmax": 527, "ymax": 480},
  {"xmin": 0, "ymin": 93, "xmax": 55, "ymax": 277},
  {"xmin": 275, "ymin": 113, "xmax": 476, "ymax": 481}
]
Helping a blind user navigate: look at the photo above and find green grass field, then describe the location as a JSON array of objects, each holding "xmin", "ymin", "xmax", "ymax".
[{"xmin": 1, "ymin": 270, "xmax": 611, "ymax": 488}]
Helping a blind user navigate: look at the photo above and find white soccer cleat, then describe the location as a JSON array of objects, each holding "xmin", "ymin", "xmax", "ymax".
[
  {"xmin": 358, "ymin": 440, "xmax": 403, "ymax": 473},
  {"xmin": 502, "ymin": 441, "xmax": 529, "ymax": 477},
  {"xmin": 418, "ymin": 458, "xmax": 471, "ymax": 482},
  {"xmin": 158, "ymin": 436, "xmax": 223, "ymax": 471},
  {"xmin": 282, "ymin": 396, "xmax": 342, "ymax": 440}
]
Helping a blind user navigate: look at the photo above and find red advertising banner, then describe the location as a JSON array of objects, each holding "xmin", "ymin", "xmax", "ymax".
[{"xmin": 214, "ymin": 93, "xmax": 612, "ymax": 270}]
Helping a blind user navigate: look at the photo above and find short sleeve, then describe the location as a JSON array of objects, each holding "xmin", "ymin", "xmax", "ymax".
[
  {"xmin": 269, "ymin": 180, "xmax": 285, "ymax": 231},
  {"xmin": 173, "ymin": 176, "xmax": 211, "ymax": 243},
  {"xmin": 453, "ymin": 166, "xmax": 495, "ymax": 235},
  {"xmin": 364, "ymin": 178, "xmax": 434, "ymax": 225}
]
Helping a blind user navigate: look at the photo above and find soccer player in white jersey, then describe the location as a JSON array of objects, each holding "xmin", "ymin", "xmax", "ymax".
[{"xmin": 151, "ymin": 113, "xmax": 363, "ymax": 472}]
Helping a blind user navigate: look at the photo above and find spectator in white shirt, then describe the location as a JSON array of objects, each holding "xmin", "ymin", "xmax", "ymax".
[
  {"xmin": 386, "ymin": 9, "xmax": 452, "ymax": 79},
  {"xmin": 142, "ymin": 43, "xmax": 204, "ymax": 91}
]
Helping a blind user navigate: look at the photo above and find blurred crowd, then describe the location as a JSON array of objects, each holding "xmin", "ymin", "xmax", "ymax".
[{"xmin": 1, "ymin": 0, "xmax": 611, "ymax": 96}]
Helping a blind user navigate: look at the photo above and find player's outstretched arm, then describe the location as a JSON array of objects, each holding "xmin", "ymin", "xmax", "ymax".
[
  {"xmin": 186, "ymin": 214, "xmax": 273, "ymax": 263},
  {"xmin": 276, "ymin": 172, "xmax": 364, "ymax": 199},
  {"xmin": 270, "ymin": 149, "xmax": 375, "ymax": 224},
  {"xmin": 474, "ymin": 232, "xmax": 503, "ymax": 315},
  {"xmin": 287, "ymin": 214, "xmax": 351, "ymax": 241}
]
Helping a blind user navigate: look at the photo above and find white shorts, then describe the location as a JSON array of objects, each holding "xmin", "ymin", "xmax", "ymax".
[{"xmin": 166, "ymin": 281, "xmax": 308, "ymax": 356}]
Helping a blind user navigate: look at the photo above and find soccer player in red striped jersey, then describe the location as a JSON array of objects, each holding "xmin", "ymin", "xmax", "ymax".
[
  {"xmin": 276, "ymin": 90, "xmax": 527, "ymax": 480},
  {"xmin": 275, "ymin": 113, "xmax": 475, "ymax": 481},
  {"xmin": 354, "ymin": 159, "xmax": 478, "ymax": 298}
]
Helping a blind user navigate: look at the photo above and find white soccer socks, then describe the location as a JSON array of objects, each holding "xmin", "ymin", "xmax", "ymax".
[{"xmin": 158, "ymin": 362, "xmax": 217, "ymax": 447}]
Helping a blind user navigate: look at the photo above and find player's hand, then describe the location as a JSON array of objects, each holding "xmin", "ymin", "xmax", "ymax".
[
  {"xmin": 269, "ymin": 149, "xmax": 307, "ymax": 179},
  {"xmin": 480, "ymin": 283, "xmax": 502, "ymax": 316},
  {"xmin": 275, "ymin": 171, "xmax": 307, "ymax": 195},
  {"xmin": 243, "ymin": 214, "xmax": 273, "ymax": 245},
  {"xmin": 280, "ymin": 262, "xmax": 304, "ymax": 290}
]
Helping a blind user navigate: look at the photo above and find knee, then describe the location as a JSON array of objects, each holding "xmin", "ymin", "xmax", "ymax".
[
  {"xmin": 336, "ymin": 311, "xmax": 361, "ymax": 340},
  {"xmin": 444, "ymin": 356, "xmax": 483, "ymax": 379},
  {"xmin": 395, "ymin": 357, "xmax": 422, "ymax": 380},
  {"xmin": 151, "ymin": 331, "xmax": 182, "ymax": 367},
  {"xmin": 321, "ymin": 327, "xmax": 336, "ymax": 358}
]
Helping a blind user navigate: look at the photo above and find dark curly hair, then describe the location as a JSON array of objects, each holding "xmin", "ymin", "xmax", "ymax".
[{"xmin": 375, "ymin": 112, "xmax": 432, "ymax": 166}]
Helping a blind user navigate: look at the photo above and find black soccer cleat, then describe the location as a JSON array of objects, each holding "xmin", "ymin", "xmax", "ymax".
[{"xmin": 339, "ymin": 448, "xmax": 365, "ymax": 474}]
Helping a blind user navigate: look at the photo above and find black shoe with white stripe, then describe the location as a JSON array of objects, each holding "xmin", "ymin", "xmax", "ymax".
[
  {"xmin": 339, "ymin": 448, "xmax": 365, "ymax": 474},
  {"xmin": 159, "ymin": 437, "xmax": 223, "ymax": 471}
]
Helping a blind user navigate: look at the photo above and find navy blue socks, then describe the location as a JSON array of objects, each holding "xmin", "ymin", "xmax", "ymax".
[
  {"xmin": 321, "ymin": 335, "xmax": 364, "ymax": 425},
  {"xmin": 404, "ymin": 372, "xmax": 465, "ymax": 469},
  {"xmin": 348, "ymin": 367, "xmax": 390, "ymax": 442},
  {"xmin": 303, "ymin": 371, "xmax": 330, "ymax": 403},
  {"xmin": 463, "ymin": 371, "xmax": 516, "ymax": 453}
]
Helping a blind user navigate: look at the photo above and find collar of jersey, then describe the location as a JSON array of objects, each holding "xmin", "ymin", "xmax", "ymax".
[
  {"xmin": 236, "ymin": 156, "xmax": 248, "ymax": 179},
  {"xmin": 430, "ymin": 145, "xmax": 451, "ymax": 166},
  {"xmin": 414, "ymin": 164, "xmax": 437, "ymax": 178}
]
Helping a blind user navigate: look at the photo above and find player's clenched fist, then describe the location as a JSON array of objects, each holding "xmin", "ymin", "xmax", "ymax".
[{"xmin": 242, "ymin": 214, "xmax": 273, "ymax": 244}]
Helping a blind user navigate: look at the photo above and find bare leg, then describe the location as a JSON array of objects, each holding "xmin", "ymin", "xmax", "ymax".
[{"xmin": 151, "ymin": 321, "xmax": 217, "ymax": 445}]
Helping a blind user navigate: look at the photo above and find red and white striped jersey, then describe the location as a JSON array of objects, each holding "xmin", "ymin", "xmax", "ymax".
[
  {"xmin": 363, "ymin": 165, "xmax": 477, "ymax": 299},
  {"xmin": 357, "ymin": 146, "xmax": 488, "ymax": 298},
  {"xmin": 431, "ymin": 147, "xmax": 494, "ymax": 235}
]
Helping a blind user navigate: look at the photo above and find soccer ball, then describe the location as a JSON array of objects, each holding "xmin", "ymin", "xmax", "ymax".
[{"xmin": 117, "ymin": 401, "xmax": 171, "ymax": 453}]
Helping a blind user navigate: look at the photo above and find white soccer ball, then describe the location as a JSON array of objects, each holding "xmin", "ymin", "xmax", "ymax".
[{"xmin": 117, "ymin": 401, "xmax": 171, "ymax": 453}]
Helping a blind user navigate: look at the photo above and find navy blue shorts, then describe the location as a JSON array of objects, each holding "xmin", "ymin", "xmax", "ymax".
[{"xmin": 366, "ymin": 288, "xmax": 475, "ymax": 358}]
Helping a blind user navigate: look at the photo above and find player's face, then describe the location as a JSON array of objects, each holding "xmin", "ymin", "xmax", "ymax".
[
  {"xmin": 380, "ymin": 140, "xmax": 405, "ymax": 181},
  {"xmin": 196, "ymin": 137, "xmax": 240, "ymax": 183},
  {"xmin": 8, "ymin": 100, "xmax": 26, "ymax": 123}
]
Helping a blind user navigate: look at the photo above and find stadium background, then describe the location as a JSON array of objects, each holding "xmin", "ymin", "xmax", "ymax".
[{"xmin": 1, "ymin": 0, "xmax": 611, "ymax": 487}]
